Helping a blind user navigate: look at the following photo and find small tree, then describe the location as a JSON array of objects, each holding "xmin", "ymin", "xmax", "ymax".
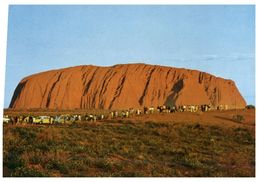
[
  {"xmin": 246, "ymin": 105, "xmax": 255, "ymax": 109},
  {"xmin": 232, "ymin": 115, "xmax": 245, "ymax": 122}
]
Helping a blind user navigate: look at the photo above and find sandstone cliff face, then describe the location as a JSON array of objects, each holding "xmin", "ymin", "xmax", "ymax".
[{"xmin": 9, "ymin": 63, "xmax": 246, "ymax": 110}]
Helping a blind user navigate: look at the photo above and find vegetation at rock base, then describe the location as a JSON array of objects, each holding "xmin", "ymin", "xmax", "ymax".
[
  {"xmin": 3, "ymin": 118, "xmax": 255, "ymax": 177},
  {"xmin": 232, "ymin": 115, "xmax": 245, "ymax": 123}
]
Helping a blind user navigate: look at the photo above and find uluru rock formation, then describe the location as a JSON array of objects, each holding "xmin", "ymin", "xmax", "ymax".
[{"xmin": 9, "ymin": 63, "xmax": 246, "ymax": 110}]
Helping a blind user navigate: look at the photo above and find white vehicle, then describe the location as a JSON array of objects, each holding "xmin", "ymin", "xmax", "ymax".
[
  {"xmin": 33, "ymin": 116, "xmax": 53, "ymax": 124},
  {"xmin": 54, "ymin": 115, "xmax": 70, "ymax": 124},
  {"xmin": 3, "ymin": 115, "xmax": 10, "ymax": 124}
]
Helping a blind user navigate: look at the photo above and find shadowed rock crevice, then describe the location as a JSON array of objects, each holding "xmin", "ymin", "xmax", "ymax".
[
  {"xmin": 46, "ymin": 73, "xmax": 62, "ymax": 108},
  {"xmin": 139, "ymin": 67, "xmax": 156, "ymax": 105},
  {"xmin": 109, "ymin": 72, "xmax": 127, "ymax": 109},
  {"xmin": 83, "ymin": 68, "xmax": 98, "ymax": 96},
  {"xmin": 99, "ymin": 70, "xmax": 117, "ymax": 98}
]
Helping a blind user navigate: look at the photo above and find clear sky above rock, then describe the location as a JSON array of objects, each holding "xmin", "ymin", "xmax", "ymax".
[{"xmin": 5, "ymin": 5, "xmax": 255, "ymax": 107}]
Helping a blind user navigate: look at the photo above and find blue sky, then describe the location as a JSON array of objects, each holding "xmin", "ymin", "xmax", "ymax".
[{"xmin": 4, "ymin": 5, "xmax": 255, "ymax": 107}]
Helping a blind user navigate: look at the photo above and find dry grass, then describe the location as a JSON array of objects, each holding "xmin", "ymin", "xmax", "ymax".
[{"xmin": 3, "ymin": 110, "xmax": 255, "ymax": 177}]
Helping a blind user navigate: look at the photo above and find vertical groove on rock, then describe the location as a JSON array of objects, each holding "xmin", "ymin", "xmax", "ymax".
[
  {"xmin": 40, "ymin": 72, "xmax": 59, "ymax": 107},
  {"xmin": 99, "ymin": 69, "xmax": 115, "ymax": 99},
  {"xmin": 83, "ymin": 68, "xmax": 98, "ymax": 96},
  {"xmin": 98, "ymin": 70, "xmax": 117, "ymax": 108},
  {"xmin": 138, "ymin": 67, "xmax": 156, "ymax": 105},
  {"xmin": 109, "ymin": 70, "xmax": 128, "ymax": 109},
  {"xmin": 46, "ymin": 73, "xmax": 62, "ymax": 108}
]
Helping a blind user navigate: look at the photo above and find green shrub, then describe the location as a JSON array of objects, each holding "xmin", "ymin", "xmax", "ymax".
[
  {"xmin": 119, "ymin": 171, "xmax": 144, "ymax": 177},
  {"xmin": 11, "ymin": 167, "xmax": 47, "ymax": 177},
  {"xmin": 30, "ymin": 155, "xmax": 42, "ymax": 165},
  {"xmin": 14, "ymin": 128, "xmax": 37, "ymax": 142},
  {"xmin": 246, "ymin": 105, "xmax": 255, "ymax": 109},
  {"xmin": 233, "ymin": 128, "xmax": 254, "ymax": 145},
  {"xmin": 232, "ymin": 115, "xmax": 245, "ymax": 122},
  {"xmin": 36, "ymin": 142, "xmax": 50, "ymax": 152},
  {"xmin": 72, "ymin": 146, "xmax": 87, "ymax": 153},
  {"xmin": 145, "ymin": 121, "xmax": 168, "ymax": 128},
  {"xmin": 95, "ymin": 159, "xmax": 112, "ymax": 171},
  {"xmin": 6, "ymin": 148, "xmax": 25, "ymax": 170},
  {"xmin": 46, "ymin": 160, "xmax": 69, "ymax": 174}
]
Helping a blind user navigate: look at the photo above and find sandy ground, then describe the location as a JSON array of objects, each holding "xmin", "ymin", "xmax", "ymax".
[{"xmin": 112, "ymin": 109, "xmax": 255, "ymax": 134}]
